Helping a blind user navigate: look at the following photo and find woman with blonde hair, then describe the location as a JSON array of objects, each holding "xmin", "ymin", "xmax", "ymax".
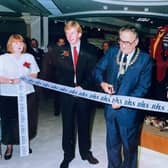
[{"xmin": 0, "ymin": 34, "xmax": 40, "ymax": 160}]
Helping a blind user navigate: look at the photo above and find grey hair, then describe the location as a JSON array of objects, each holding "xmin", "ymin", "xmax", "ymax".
[{"xmin": 119, "ymin": 25, "xmax": 139, "ymax": 39}]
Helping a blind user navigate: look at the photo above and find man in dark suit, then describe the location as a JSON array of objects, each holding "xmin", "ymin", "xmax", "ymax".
[
  {"xmin": 93, "ymin": 25, "xmax": 153, "ymax": 168},
  {"xmin": 57, "ymin": 21, "xmax": 99, "ymax": 168},
  {"xmin": 42, "ymin": 38, "xmax": 66, "ymax": 116},
  {"xmin": 30, "ymin": 38, "xmax": 44, "ymax": 71}
]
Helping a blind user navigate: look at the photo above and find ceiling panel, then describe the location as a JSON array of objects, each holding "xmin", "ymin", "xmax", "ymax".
[
  {"xmin": 0, "ymin": 0, "xmax": 50, "ymax": 16},
  {"xmin": 50, "ymin": 0, "xmax": 168, "ymax": 17},
  {"xmin": 49, "ymin": 0, "xmax": 168, "ymax": 34}
]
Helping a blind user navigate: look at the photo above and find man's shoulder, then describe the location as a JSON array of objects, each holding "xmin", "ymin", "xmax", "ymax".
[
  {"xmin": 109, "ymin": 45, "xmax": 119, "ymax": 52},
  {"xmin": 104, "ymin": 45, "xmax": 120, "ymax": 58},
  {"xmin": 139, "ymin": 50, "xmax": 152, "ymax": 61},
  {"xmin": 38, "ymin": 48, "xmax": 44, "ymax": 54},
  {"xmin": 55, "ymin": 45, "xmax": 71, "ymax": 60}
]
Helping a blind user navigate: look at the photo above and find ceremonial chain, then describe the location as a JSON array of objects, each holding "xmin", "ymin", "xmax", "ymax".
[{"xmin": 116, "ymin": 48, "xmax": 140, "ymax": 66}]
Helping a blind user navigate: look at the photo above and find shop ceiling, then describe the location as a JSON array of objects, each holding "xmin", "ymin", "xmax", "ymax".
[{"xmin": 0, "ymin": 0, "xmax": 168, "ymax": 34}]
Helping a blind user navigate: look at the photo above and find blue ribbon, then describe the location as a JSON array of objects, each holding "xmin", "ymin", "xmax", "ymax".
[
  {"xmin": 21, "ymin": 76, "xmax": 168, "ymax": 113},
  {"xmin": 17, "ymin": 82, "xmax": 29, "ymax": 157},
  {"xmin": 17, "ymin": 76, "xmax": 168, "ymax": 157}
]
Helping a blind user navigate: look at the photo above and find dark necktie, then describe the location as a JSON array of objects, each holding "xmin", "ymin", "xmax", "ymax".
[
  {"xmin": 73, "ymin": 46, "xmax": 78, "ymax": 69},
  {"xmin": 122, "ymin": 54, "xmax": 127, "ymax": 72},
  {"xmin": 116, "ymin": 54, "xmax": 128, "ymax": 92}
]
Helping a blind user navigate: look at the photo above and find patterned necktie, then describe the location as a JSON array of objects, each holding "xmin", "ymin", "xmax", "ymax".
[{"xmin": 73, "ymin": 46, "xmax": 78, "ymax": 69}]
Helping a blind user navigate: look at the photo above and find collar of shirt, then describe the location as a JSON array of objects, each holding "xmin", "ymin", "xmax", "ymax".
[
  {"xmin": 70, "ymin": 41, "xmax": 81, "ymax": 54},
  {"xmin": 33, "ymin": 48, "xmax": 38, "ymax": 52},
  {"xmin": 70, "ymin": 41, "xmax": 81, "ymax": 84}
]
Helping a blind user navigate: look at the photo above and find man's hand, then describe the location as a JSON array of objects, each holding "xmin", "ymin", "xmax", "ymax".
[
  {"xmin": 100, "ymin": 82, "xmax": 115, "ymax": 94},
  {"xmin": 112, "ymin": 103, "xmax": 121, "ymax": 109},
  {"xmin": 12, "ymin": 78, "xmax": 20, "ymax": 84},
  {"xmin": 75, "ymin": 85, "xmax": 83, "ymax": 90}
]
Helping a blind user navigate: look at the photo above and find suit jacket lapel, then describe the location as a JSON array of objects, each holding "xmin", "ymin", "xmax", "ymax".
[
  {"xmin": 76, "ymin": 43, "xmax": 84, "ymax": 72},
  {"xmin": 66, "ymin": 45, "xmax": 75, "ymax": 72}
]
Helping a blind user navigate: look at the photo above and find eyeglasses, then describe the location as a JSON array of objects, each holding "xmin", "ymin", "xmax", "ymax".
[{"xmin": 118, "ymin": 38, "xmax": 136, "ymax": 46}]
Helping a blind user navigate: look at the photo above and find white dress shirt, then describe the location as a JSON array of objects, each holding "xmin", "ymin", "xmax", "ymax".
[{"xmin": 70, "ymin": 41, "xmax": 81, "ymax": 84}]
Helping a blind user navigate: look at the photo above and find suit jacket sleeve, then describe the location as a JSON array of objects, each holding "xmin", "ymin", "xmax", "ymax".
[
  {"xmin": 92, "ymin": 47, "xmax": 117, "ymax": 86},
  {"xmin": 79, "ymin": 43, "xmax": 98, "ymax": 90}
]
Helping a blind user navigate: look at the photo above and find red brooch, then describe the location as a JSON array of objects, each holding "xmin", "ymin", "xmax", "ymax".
[
  {"xmin": 23, "ymin": 61, "xmax": 31, "ymax": 68},
  {"xmin": 63, "ymin": 50, "xmax": 69, "ymax": 57}
]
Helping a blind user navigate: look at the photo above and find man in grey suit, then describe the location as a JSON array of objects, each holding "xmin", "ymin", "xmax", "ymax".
[{"xmin": 93, "ymin": 25, "xmax": 153, "ymax": 168}]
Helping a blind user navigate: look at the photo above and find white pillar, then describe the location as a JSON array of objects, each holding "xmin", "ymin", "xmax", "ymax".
[
  {"xmin": 30, "ymin": 16, "xmax": 48, "ymax": 50},
  {"xmin": 42, "ymin": 17, "xmax": 48, "ymax": 51},
  {"xmin": 21, "ymin": 13, "xmax": 31, "ymax": 38},
  {"xmin": 22, "ymin": 14, "xmax": 48, "ymax": 50},
  {"xmin": 30, "ymin": 16, "xmax": 41, "ymax": 46}
]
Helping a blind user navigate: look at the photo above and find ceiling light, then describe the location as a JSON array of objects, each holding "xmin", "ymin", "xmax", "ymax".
[
  {"xmin": 124, "ymin": 7, "xmax": 128, "ymax": 11},
  {"xmin": 144, "ymin": 8, "xmax": 149, "ymax": 12},
  {"xmin": 103, "ymin": 5, "xmax": 108, "ymax": 10}
]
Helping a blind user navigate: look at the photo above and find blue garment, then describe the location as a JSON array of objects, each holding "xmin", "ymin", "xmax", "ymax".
[{"xmin": 93, "ymin": 46, "xmax": 153, "ymax": 168}]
